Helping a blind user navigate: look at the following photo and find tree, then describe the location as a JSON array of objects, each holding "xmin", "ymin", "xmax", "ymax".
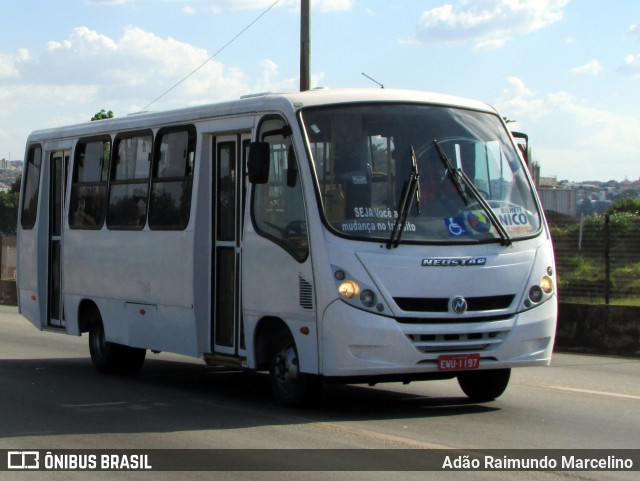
[
  {"xmin": 576, "ymin": 198, "xmax": 594, "ymax": 217},
  {"xmin": 91, "ymin": 109, "xmax": 114, "ymax": 121},
  {"xmin": 608, "ymin": 197, "xmax": 640, "ymax": 216},
  {"xmin": 0, "ymin": 176, "xmax": 21, "ymax": 234}
]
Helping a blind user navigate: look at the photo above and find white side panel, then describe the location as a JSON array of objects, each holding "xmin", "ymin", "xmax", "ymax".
[{"xmin": 242, "ymin": 228, "xmax": 318, "ymax": 373}]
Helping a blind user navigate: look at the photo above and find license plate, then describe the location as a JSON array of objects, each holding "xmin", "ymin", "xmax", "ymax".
[{"xmin": 438, "ymin": 353, "xmax": 480, "ymax": 371}]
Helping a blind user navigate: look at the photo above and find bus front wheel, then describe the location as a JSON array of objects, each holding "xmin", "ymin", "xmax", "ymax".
[
  {"xmin": 88, "ymin": 314, "xmax": 146, "ymax": 375},
  {"xmin": 269, "ymin": 331, "xmax": 321, "ymax": 407},
  {"xmin": 457, "ymin": 368, "xmax": 511, "ymax": 402}
]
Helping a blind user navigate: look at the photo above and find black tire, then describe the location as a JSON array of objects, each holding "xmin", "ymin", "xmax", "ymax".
[
  {"xmin": 269, "ymin": 331, "xmax": 321, "ymax": 407},
  {"xmin": 457, "ymin": 368, "xmax": 511, "ymax": 402},
  {"xmin": 88, "ymin": 312, "xmax": 146, "ymax": 375}
]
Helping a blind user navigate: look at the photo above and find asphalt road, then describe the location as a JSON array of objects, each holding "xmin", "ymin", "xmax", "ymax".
[{"xmin": 0, "ymin": 305, "xmax": 638, "ymax": 481}]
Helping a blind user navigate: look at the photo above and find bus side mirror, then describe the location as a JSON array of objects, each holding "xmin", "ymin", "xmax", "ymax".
[
  {"xmin": 248, "ymin": 142, "xmax": 270, "ymax": 184},
  {"xmin": 511, "ymin": 131, "xmax": 529, "ymax": 166}
]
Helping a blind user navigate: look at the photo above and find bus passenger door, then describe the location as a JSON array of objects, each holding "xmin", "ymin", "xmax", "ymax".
[
  {"xmin": 212, "ymin": 134, "xmax": 251, "ymax": 355},
  {"xmin": 48, "ymin": 150, "xmax": 68, "ymax": 328}
]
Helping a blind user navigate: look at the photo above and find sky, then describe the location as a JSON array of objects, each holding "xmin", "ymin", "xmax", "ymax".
[{"xmin": 0, "ymin": 0, "xmax": 639, "ymax": 182}]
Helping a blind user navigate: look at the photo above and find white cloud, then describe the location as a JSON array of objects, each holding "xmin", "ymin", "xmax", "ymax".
[
  {"xmin": 47, "ymin": 40, "xmax": 71, "ymax": 51},
  {"xmin": 16, "ymin": 49, "xmax": 31, "ymax": 62},
  {"xmin": 260, "ymin": 58, "xmax": 279, "ymax": 83},
  {"xmin": 70, "ymin": 26, "xmax": 118, "ymax": 52},
  {"xmin": 571, "ymin": 59, "xmax": 602, "ymax": 76},
  {"xmin": 0, "ymin": 49, "xmax": 31, "ymax": 79},
  {"xmin": 0, "ymin": 19, "xmax": 322, "ymax": 160},
  {"xmin": 254, "ymin": 58, "xmax": 307, "ymax": 92},
  {"xmin": 495, "ymin": 77, "xmax": 546, "ymax": 120},
  {"xmin": 414, "ymin": 0, "xmax": 570, "ymax": 50},
  {"xmin": 494, "ymin": 77, "xmax": 640, "ymax": 181},
  {"xmin": 0, "ymin": 24, "xmax": 305, "ymax": 146},
  {"xmin": 618, "ymin": 24, "xmax": 640, "ymax": 78},
  {"xmin": 11, "ymin": 26, "xmax": 253, "ymax": 105},
  {"xmin": 620, "ymin": 53, "xmax": 640, "ymax": 78},
  {"xmin": 0, "ymin": 55, "xmax": 20, "ymax": 79}
]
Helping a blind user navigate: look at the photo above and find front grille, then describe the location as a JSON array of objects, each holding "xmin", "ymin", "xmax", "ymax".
[
  {"xmin": 395, "ymin": 295, "xmax": 515, "ymax": 313},
  {"xmin": 396, "ymin": 297, "xmax": 449, "ymax": 312},
  {"xmin": 396, "ymin": 314, "xmax": 513, "ymax": 324},
  {"xmin": 406, "ymin": 329, "xmax": 508, "ymax": 353}
]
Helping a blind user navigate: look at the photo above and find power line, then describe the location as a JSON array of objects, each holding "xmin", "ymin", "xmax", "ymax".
[{"xmin": 139, "ymin": 0, "xmax": 282, "ymax": 112}]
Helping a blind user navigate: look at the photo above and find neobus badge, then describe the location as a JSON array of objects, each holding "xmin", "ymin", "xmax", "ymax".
[
  {"xmin": 451, "ymin": 296, "xmax": 468, "ymax": 315},
  {"xmin": 422, "ymin": 257, "xmax": 487, "ymax": 267}
]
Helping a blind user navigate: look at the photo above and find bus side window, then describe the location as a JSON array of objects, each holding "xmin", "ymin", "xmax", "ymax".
[
  {"xmin": 251, "ymin": 117, "xmax": 308, "ymax": 262},
  {"xmin": 21, "ymin": 145, "xmax": 43, "ymax": 230},
  {"xmin": 69, "ymin": 137, "xmax": 110, "ymax": 229},
  {"xmin": 148, "ymin": 126, "xmax": 196, "ymax": 230},
  {"xmin": 107, "ymin": 131, "xmax": 153, "ymax": 230}
]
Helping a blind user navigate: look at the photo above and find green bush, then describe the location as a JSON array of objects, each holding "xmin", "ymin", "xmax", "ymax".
[{"xmin": 550, "ymin": 213, "xmax": 640, "ymax": 304}]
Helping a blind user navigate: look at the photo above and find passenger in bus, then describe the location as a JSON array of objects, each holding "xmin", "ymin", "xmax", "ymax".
[{"xmin": 75, "ymin": 197, "xmax": 98, "ymax": 226}]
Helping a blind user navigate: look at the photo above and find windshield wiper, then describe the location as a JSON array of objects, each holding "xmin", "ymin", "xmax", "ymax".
[
  {"xmin": 388, "ymin": 146, "xmax": 420, "ymax": 249},
  {"xmin": 433, "ymin": 140, "xmax": 469, "ymax": 205},
  {"xmin": 433, "ymin": 140, "xmax": 512, "ymax": 246}
]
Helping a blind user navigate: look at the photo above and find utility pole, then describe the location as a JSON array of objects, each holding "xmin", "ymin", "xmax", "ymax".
[{"xmin": 300, "ymin": 0, "xmax": 311, "ymax": 91}]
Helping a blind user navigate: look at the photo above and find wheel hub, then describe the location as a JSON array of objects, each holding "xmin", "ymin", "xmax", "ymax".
[{"xmin": 275, "ymin": 345, "xmax": 299, "ymax": 383}]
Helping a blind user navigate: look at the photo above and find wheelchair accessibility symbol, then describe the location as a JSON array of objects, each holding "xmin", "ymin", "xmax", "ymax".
[{"xmin": 444, "ymin": 216, "xmax": 469, "ymax": 237}]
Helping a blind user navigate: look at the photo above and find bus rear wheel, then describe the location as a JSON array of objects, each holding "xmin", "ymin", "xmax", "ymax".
[
  {"xmin": 457, "ymin": 368, "xmax": 511, "ymax": 402},
  {"xmin": 269, "ymin": 331, "xmax": 321, "ymax": 407},
  {"xmin": 88, "ymin": 314, "xmax": 146, "ymax": 375}
]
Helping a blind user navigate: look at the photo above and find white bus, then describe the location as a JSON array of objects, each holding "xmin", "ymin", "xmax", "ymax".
[{"xmin": 17, "ymin": 88, "xmax": 557, "ymax": 406}]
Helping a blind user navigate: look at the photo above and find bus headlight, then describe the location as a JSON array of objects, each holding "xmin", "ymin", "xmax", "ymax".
[
  {"xmin": 332, "ymin": 266, "xmax": 387, "ymax": 314},
  {"xmin": 528, "ymin": 285, "xmax": 543, "ymax": 304},
  {"xmin": 540, "ymin": 275, "xmax": 553, "ymax": 294},
  {"xmin": 527, "ymin": 273, "xmax": 554, "ymax": 305},
  {"xmin": 360, "ymin": 289, "xmax": 376, "ymax": 307},
  {"xmin": 338, "ymin": 280, "xmax": 360, "ymax": 299}
]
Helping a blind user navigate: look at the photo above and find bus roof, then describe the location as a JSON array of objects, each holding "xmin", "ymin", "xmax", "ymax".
[{"xmin": 25, "ymin": 88, "xmax": 496, "ymax": 144}]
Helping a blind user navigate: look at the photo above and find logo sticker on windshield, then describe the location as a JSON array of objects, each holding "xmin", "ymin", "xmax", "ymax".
[
  {"xmin": 466, "ymin": 210, "xmax": 492, "ymax": 234},
  {"xmin": 444, "ymin": 216, "xmax": 469, "ymax": 237},
  {"xmin": 495, "ymin": 205, "xmax": 531, "ymax": 232}
]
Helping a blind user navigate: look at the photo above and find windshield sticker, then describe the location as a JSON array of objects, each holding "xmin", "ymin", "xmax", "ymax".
[
  {"xmin": 444, "ymin": 216, "xmax": 469, "ymax": 237},
  {"xmin": 354, "ymin": 207, "xmax": 396, "ymax": 219},
  {"xmin": 347, "ymin": 206, "xmax": 416, "ymax": 234},
  {"xmin": 466, "ymin": 210, "xmax": 492, "ymax": 234},
  {"xmin": 495, "ymin": 205, "xmax": 531, "ymax": 232},
  {"xmin": 340, "ymin": 220, "xmax": 416, "ymax": 234},
  {"xmin": 351, "ymin": 176, "xmax": 368, "ymax": 185}
]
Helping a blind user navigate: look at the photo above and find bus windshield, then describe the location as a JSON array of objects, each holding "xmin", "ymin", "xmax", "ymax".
[{"xmin": 301, "ymin": 103, "xmax": 541, "ymax": 244}]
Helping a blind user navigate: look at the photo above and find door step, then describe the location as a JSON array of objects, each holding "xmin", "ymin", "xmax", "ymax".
[{"xmin": 204, "ymin": 353, "xmax": 246, "ymax": 368}]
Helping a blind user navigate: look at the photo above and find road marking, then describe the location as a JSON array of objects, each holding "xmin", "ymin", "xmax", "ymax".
[
  {"xmin": 190, "ymin": 399, "xmax": 455, "ymax": 449},
  {"xmin": 313, "ymin": 422, "xmax": 452, "ymax": 449},
  {"xmin": 63, "ymin": 401, "xmax": 128, "ymax": 408},
  {"xmin": 548, "ymin": 386, "xmax": 640, "ymax": 400}
]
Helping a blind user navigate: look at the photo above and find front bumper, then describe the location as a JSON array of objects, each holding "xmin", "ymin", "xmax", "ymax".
[{"xmin": 320, "ymin": 297, "xmax": 557, "ymax": 378}]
